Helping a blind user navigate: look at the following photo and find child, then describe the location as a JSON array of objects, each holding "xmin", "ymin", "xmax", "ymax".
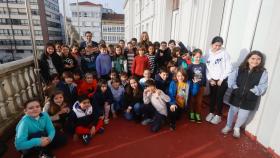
[
  {"xmin": 112, "ymin": 45, "xmax": 128, "ymax": 73},
  {"xmin": 187, "ymin": 49, "xmax": 207, "ymax": 123},
  {"xmin": 61, "ymin": 45, "xmax": 78, "ymax": 72},
  {"xmin": 124, "ymin": 77, "xmax": 144, "ymax": 121},
  {"xmin": 139, "ymin": 69, "xmax": 152, "ymax": 88},
  {"xmin": 109, "ymin": 78, "xmax": 125, "ymax": 118},
  {"xmin": 168, "ymin": 70, "xmax": 200, "ymax": 130},
  {"xmin": 119, "ymin": 72, "xmax": 129, "ymax": 88},
  {"xmin": 43, "ymin": 90, "xmax": 70, "ymax": 130},
  {"xmin": 107, "ymin": 44, "xmax": 115, "ymax": 57},
  {"xmin": 92, "ymin": 80, "xmax": 113, "ymax": 124},
  {"xmin": 43, "ymin": 73, "xmax": 60, "ymax": 99},
  {"xmin": 221, "ymin": 51, "xmax": 268, "ymax": 138},
  {"xmin": 107, "ymin": 70, "xmax": 118, "ymax": 89},
  {"xmin": 96, "ymin": 44, "xmax": 112, "ymax": 80},
  {"xmin": 57, "ymin": 71, "xmax": 78, "ymax": 105},
  {"xmin": 69, "ymin": 95, "xmax": 104, "ymax": 144},
  {"xmin": 131, "ymin": 47, "xmax": 150, "ymax": 79},
  {"xmin": 205, "ymin": 36, "xmax": 232, "ymax": 125},
  {"xmin": 70, "ymin": 45, "xmax": 81, "ymax": 67},
  {"xmin": 146, "ymin": 44, "xmax": 156, "ymax": 75},
  {"xmin": 77, "ymin": 72, "xmax": 97, "ymax": 99},
  {"xmin": 81, "ymin": 44, "xmax": 99, "ymax": 73},
  {"xmin": 143, "ymin": 80, "xmax": 171, "ymax": 132},
  {"xmin": 167, "ymin": 61, "xmax": 178, "ymax": 81},
  {"xmin": 15, "ymin": 99, "xmax": 66, "ymax": 158},
  {"xmin": 73, "ymin": 70, "xmax": 83, "ymax": 87},
  {"xmin": 125, "ymin": 42, "xmax": 136, "ymax": 74},
  {"xmin": 155, "ymin": 41, "xmax": 172, "ymax": 69},
  {"xmin": 155, "ymin": 68, "xmax": 171, "ymax": 94},
  {"xmin": 55, "ymin": 43, "xmax": 62, "ymax": 56},
  {"xmin": 39, "ymin": 43, "xmax": 64, "ymax": 84}
]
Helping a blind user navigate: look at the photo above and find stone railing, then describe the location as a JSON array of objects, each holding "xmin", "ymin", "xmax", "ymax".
[{"xmin": 0, "ymin": 56, "xmax": 39, "ymax": 137}]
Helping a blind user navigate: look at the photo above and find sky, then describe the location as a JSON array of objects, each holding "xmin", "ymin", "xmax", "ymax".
[{"xmin": 59, "ymin": 0, "xmax": 125, "ymax": 17}]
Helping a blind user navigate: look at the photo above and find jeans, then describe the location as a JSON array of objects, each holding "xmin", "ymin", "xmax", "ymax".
[
  {"xmin": 142, "ymin": 104, "xmax": 166, "ymax": 132},
  {"xmin": 226, "ymin": 105, "xmax": 250, "ymax": 128},
  {"xmin": 112, "ymin": 99, "xmax": 124, "ymax": 113},
  {"xmin": 124, "ymin": 102, "xmax": 143, "ymax": 120}
]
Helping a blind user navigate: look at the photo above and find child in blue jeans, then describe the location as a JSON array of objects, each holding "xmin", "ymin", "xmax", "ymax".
[{"xmin": 109, "ymin": 78, "xmax": 125, "ymax": 118}]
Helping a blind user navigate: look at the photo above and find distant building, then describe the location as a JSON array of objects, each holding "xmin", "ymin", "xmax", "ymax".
[
  {"xmin": 69, "ymin": 1, "xmax": 102, "ymax": 42},
  {"xmin": 101, "ymin": 13, "xmax": 124, "ymax": 44},
  {"xmin": 0, "ymin": 0, "xmax": 63, "ymax": 63},
  {"xmin": 102, "ymin": 8, "xmax": 116, "ymax": 14}
]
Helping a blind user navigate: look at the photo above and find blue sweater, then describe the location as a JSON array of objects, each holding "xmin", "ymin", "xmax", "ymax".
[
  {"xmin": 96, "ymin": 53, "xmax": 112, "ymax": 77},
  {"xmin": 15, "ymin": 112, "xmax": 55, "ymax": 150},
  {"xmin": 168, "ymin": 80, "xmax": 200, "ymax": 107}
]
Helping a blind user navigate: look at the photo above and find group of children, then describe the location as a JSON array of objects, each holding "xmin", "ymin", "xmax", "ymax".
[{"xmin": 14, "ymin": 31, "xmax": 268, "ymax": 158}]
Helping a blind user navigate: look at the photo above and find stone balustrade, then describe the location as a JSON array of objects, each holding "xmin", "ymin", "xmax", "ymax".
[{"xmin": 0, "ymin": 56, "xmax": 39, "ymax": 137}]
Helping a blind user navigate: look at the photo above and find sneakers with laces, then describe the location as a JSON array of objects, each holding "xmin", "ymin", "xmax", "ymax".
[
  {"xmin": 38, "ymin": 151, "xmax": 54, "ymax": 158},
  {"xmin": 205, "ymin": 113, "xmax": 215, "ymax": 122},
  {"xmin": 104, "ymin": 119, "xmax": 110, "ymax": 125},
  {"xmin": 221, "ymin": 126, "xmax": 232, "ymax": 134},
  {"xmin": 189, "ymin": 112, "xmax": 195, "ymax": 122},
  {"xmin": 141, "ymin": 118, "xmax": 153, "ymax": 125},
  {"xmin": 233, "ymin": 127, "xmax": 240, "ymax": 138},
  {"xmin": 82, "ymin": 134, "xmax": 91, "ymax": 144},
  {"xmin": 210, "ymin": 115, "xmax": 222, "ymax": 124},
  {"xmin": 195, "ymin": 113, "xmax": 202, "ymax": 123}
]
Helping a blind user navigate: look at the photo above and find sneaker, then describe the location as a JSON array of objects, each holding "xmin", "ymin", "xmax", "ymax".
[
  {"xmin": 169, "ymin": 123, "xmax": 176, "ymax": 131},
  {"xmin": 38, "ymin": 151, "xmax": 54, "ymax": 158},
  {"xmin": 82, "ymin": 134, "xmax": 91, "ymax": 144},
  {"xmin": 233, "ymin": 127, "xmax": 240, "ymax": 138},
  {"xmin": 104, "ymin": 119, "xmax": 110, "ymax": 125},
  {"xmin": 221, "ymin": 126, "xmax": 231, "ymax": 134},
  {"xmin": 141, "ymin": 118, "xmax": 153, "ymax": 125},
  {"xmin": 210, "ymin": 115, "xmax": 222, "ymax": 125},
  {"xmin": 189, "ymin": 112, "xmax": 195, "ymax": 122},
  {"xmin": 205, "ymin": 113, "xmax": 215, "ymax": 122},
  {"xmin": 195, "ymin": 113, "xmax": 202, "ymax": 123},
  {"xmin": 98, "ymin": 127, "xmax": 105, "ymax": 134}
]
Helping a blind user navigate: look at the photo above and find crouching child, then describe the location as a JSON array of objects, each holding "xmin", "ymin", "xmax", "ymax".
[
  {"xmin": 68, "ymin": 95, "xmax": 104, "ymax": 145},
  {"xmin": 143, "ymin": 80, "xmax": 170, "ymax": 132}
]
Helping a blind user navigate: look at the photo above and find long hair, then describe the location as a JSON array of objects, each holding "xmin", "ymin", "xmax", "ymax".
[
  {"xmin": 44, "ymin": 42, "xmax": 56, "ymax": 56},
  {"xmin": 239, "ymin": 50, "xmax": 266, "ymax": 72},
  {"xmin": 140, "ymin": 32, "xmax": 150, "ymax": 43},
  {"xmin": 126, "ymin": 76, "xmax": 140, "ymax": 96},
  {"xmin": 49, "ymin": 90, "xmax": 65, "ymax": 116},
  {"xmin": 174, "ymin": 68, "xmax": 188, "ymax": 82}
]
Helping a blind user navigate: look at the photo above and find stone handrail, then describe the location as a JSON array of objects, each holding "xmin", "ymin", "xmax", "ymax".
[{"xmin": 0, "ymin": 56, "xmax": 39, "ymax": 124}]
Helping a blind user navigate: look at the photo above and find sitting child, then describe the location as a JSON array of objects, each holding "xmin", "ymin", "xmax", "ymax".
[
  {"xmin": 43, "ymin": 90, "xmax": 70, "ymax": 130},
  {"xmin": 119, "ymin": 72, "xmax": 129, "ymax": 88},
  {"xmin": 143, "ymin": 80, "xmax": 170, "ymax": 132},
  {"xmin": 15, "ymin": 99, "xmax": 66, "ymax": 158},
  {"xmin": 92, "ymin": 80, "xmax": 113, "ymax": 124},
  {"xmin": 109, "ymin": 78, "xmax": 125, "ymax": 118},
  {"xmin": 78, "ymin": 72, "xmax": 97, "ymax": 99},
  {"xmin": 57, "ymin": 71, "xmax": 77, "ymax": 106},
  {"xmin": 139, "ymin": 69, "xmax": 153, "ymax": 88},
  {"xmin": 69, "ymin": 95, "xmax": 104, "ymax": 144}
]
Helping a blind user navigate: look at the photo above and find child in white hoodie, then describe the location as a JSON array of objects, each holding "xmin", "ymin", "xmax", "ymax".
[{"xmin": 143, "ymin": 80, "xmax": 170, "ymax": 132}]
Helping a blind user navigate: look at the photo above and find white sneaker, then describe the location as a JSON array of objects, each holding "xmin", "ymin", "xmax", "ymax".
[
  {"xmin": 221, "ymin": 126, "xmax": 231, "ymax": 134},
  {"xmin": 104, "ymin": 119, "xmax": 109, "ymax": 125},
  {"xmin": 210, "ymin": 115, "xmax": 222, "ymax": 124},
  {"xmin": 233, "ymin": 127, "xmax": 240, "ymax": 138},
  {"xmin": 205, "ymin": 113, "xmax": 215, "ymax": 122}
]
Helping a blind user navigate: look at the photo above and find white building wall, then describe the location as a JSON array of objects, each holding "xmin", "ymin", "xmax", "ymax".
[{"xmin": 124, "ymin": 0, "xmax": 280, "ymax": 155}]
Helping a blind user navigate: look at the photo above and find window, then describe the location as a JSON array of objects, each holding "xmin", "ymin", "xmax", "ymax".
[
  {"xmin": 34, "ymin": 30, "xmax": 42, "ymax": 35},
  {"xmin": 33, "ymin": 20, "xmax": 40, "ymax": 26},
  {"xmin": 72, "ymin": 12, "xmax": 77, "ymax": 17},
  {"xmin": 31, "ymin": 9, "xmax": 40, "ymax": 15}
]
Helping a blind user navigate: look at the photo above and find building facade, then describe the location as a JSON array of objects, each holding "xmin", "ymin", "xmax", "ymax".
[
  {"xmin": 0, "ymin": 0, "xmax": 63, "ymax": 63},
  {"xmin": 101, "ymin": 13, "xmax": 124, "ymax": 44},
  {"xmin": 70, "ymin": 1, "xmax": 102, "ymax": 42},
  {"xmin": 124, "ymin": 0, "xmax": 280, "ymax": 156}
]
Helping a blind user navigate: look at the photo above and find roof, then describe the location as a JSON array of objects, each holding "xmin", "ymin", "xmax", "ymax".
[
  {"xmin": 70, "ymin": 1, "xmax": 102, "ymax": 7},
  {"xmin": 102, "ymin": 13, "xmax": 124, "ymax": 21}
]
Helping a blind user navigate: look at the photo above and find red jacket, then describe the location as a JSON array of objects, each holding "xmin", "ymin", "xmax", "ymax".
[
  {"xmin": 131, "ymin": 55, "xmax": 150, "ymax": 76},
  {"xmin": 77, "ymin": 79, "xmax": 97, "ymax": 98}
]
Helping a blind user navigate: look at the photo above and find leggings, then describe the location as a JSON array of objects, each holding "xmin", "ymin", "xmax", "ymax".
[
  {"xmin": 209, "ymin": 79, "xmax": 228, "ymax": 115},
  {"xmin": 226, "ymin": 105, "xmax": 250, "ymax": 129}
]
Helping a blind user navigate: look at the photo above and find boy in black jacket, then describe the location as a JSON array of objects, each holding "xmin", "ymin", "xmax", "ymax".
[{"xmin": 68, "ymin": 95, "xmax": 104, "ymax": 144}]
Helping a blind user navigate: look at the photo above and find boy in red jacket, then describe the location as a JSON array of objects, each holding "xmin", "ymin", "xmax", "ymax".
[{"xmin": 77, "ymin": 73, "xmax": 97, "ymax": 98}]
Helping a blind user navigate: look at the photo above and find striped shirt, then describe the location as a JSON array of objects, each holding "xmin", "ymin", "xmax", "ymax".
[
  {"xmin": 127, "ymin": 52, "xmax": 135, "ymax": 72},
  {"xmin": 146, "ymin": 54, "xmax": 156, "ymax": 73}
]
